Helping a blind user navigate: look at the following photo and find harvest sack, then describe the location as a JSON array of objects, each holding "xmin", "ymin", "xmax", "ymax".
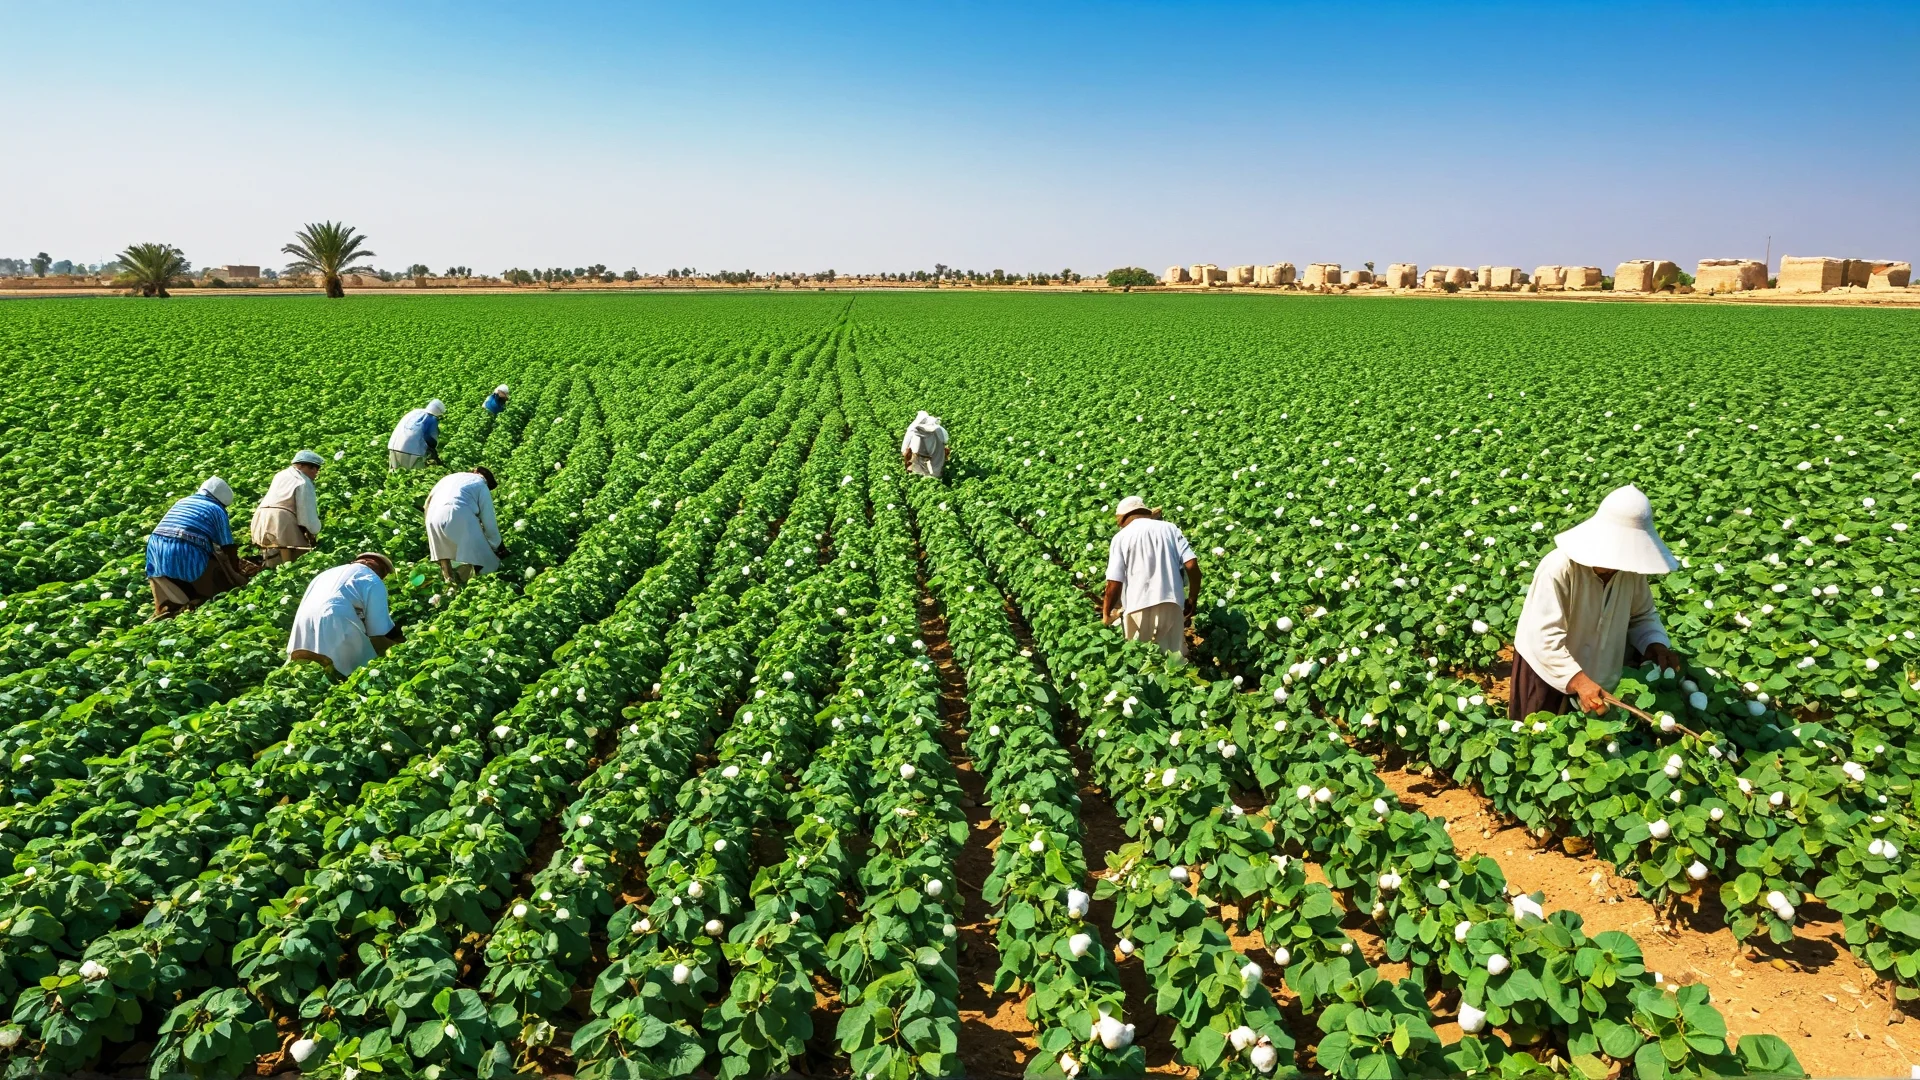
[{"xmin": 1123, "ymin": 602, "xmax": 1187, "ymax": 658}]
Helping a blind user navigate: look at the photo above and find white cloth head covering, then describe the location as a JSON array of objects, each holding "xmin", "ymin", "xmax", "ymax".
[
  {"xmin": 1115, "ymin": 495, "xmax": 1148, "ymax": 518},
  {"xmin": 292, "ymin": 450, "xmax": 325, "ymax": 467},
  {"xmin": 1554, "ymin": 485, "xmax": 1677, "ymax": 575},
  {"xmin": 198, "ymin": 476, "xmax": 234, "ymax": 507},
  {"xmin": 426, "ymin": 399, "xmax": 446, "ymax": 416},
  {"xmin": 494, "ymin": 385, "xmax": 510, "ymax": 397},
  {"xmin": 912, "ymin": 410, "xmax": 941, "ymax": 433}
]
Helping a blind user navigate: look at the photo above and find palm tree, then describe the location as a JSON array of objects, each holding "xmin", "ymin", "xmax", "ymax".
[
  {"xmin": 282, "ymin": 221, "xmax": 376, "ymax": 298},
  {"xmin": 116, "ymin": 243, "xmax": 188, "ymax": 297}
]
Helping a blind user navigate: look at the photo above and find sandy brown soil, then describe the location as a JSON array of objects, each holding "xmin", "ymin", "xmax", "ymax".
[{"xmin": 1379, "ymin": 765, "xmax": 1914, "ymax": 1078}]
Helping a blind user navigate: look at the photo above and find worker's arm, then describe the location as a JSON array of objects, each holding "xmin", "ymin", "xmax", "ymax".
[
  {"xmin": 1101, "ymin": 579, "xmax": 1123, "ymax": 626},
  {"xmin": 1627, "ymin": 576, "xmax": 1682, "ymax": 673},
  {"xmin": 1183, "ymin": 558, "xmax": 1201, "ymax": 619},
  {"xmin": 1519, "ymin": 561, "xmax": 1605, "ymax": 712}
]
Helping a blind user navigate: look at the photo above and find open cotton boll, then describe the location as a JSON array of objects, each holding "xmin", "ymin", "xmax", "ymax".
[
  {"xmin": 1511, "ymin": 895, "xmax": 1544, "ymax": 922},
  {"xmin": 1648, "ymin": 819, "xmax": 1671, "ymax": 839},
  {"xmin": 1229, "ymin": 1026, "xmax": 1258, "ymax": 1051},
  {"xmin": 721, "ymin": 764, "xmax": 740, "ymax": 779},
  {"xmin": 1373, "ymin": 798, "xmax": 1391, "ymax": 816},
  {"xmin": 1769, "ymin": 790, "xmax": 1786, "ymax": 807},
  {"xmin": 1068, "ymin": 933, "xmax": 1092, "ymax": 958},
  {"xmin": 1117, "ymin": 937, "xmax": 1135, "ymax": 956},
  {"xmin": 704, "ymin": 919, "xmax": 724, "ymax": 936},
  {"xmin": 78, "ymin": 960, "xmax": 108, "ymax": 980},
  {"xmin": 1296, "ymin": 784, "xmax": 1313, "ymax": 801},
  {"xmin": 1029, "ymin": 835, "xmax": 1046, "ymax": 853},
  {"xmin": 687, "ymin": 881, "xmax": 705, "ymax": 898},
  {"xmin": 1458, "ymin": 1002, "xmax": 1488, "ymax": 1033},
  {"xmin": 289, "ymin": 1037, "xmax": 318, "ymax": 1064},
  {"xmin": 1276, "ymin": 617, "xmax": 1294, "ymax": 632},
  {"xmin": 1455, "ymin": 920, "xmax": 1473, "ymax": 942},
  {"xmin": 1095, "ymin": 1013, "xmax": 1135, "ymax": 1050},
  {"xmin": 1486, "ymin": 953, "xmax": 1510, "ymax": 975},
  {"xmin": 1170, "ymin": 865, "xmax": 1190, "ymax": 883},
  {"xmin": 1161, "ymin": 767, "xmax": 1179, "ymax": 787},
  {"xmin": 1272, "ymin": 946, "xmax": 1291, "ymax": 966},
  {"xmin": 1251, "ymin": 1043, "xmax": 1279, "ymax": 1073},
  {"xmin": 1313, "ymin": 786, "xmax": 1333, "ymax": 803},
  {"xmin": 512, "ymin": 903, "xmax": 530, "ymax": 919},
  {"xmin": 1067, "ymin": 888, "xmax": 1090, "ymax": 918},
  {"xmin": 1687, "ymin": 861, "xmax": 1709, "ymax": 881},
  {"xmin": 1709, "ymin": 807, "xmax": 1724, "ymax": 822},
  {"xmin": 925, "ymin": 879, "xmax": 944, "ymax": 897},
  {"xmin": 1058, "ymin": 1052, "xmax": 1081, "ymax": 1079},
  {"xmin": 1843, "ymin": 761, "xmax": 1867, "ymax": 783},
  {"xmin": 1240, "ymin": 960, "xmax": 1263, "ymax": 981},
  {"xmin": 671, "ymin": 963, "xmax": 691, "ymax": 985}
]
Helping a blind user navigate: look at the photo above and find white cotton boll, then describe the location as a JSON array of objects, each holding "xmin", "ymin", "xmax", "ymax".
[
  {"xmin": 671, "ymin": 963, "xmax": 691, "ymax": 985},
  {"xmin": 1660, "ymin": 715, "xmax": 1677, "ymax": 733},
  {"xmin": 1251, "ymin": 1043, "xmax": 1279, "ymax": 1074},
  {"xmin": 1161, "ymin": 768, "xmax": 1179, "ymax": 787},
  {"xmin": 1887, "ymin": 841, "xmax": 1901, "ymax": 858},
  {"xmin": 988, "ymin": 725, "xmax": 1001, "ymax": 737},
  {"xmin": 1455, "ymin": 921, "xmax": 1473, "ymax": 943},
  {"xmin": 1221, "ymin": 742, "xmax": 1238, "ymax": 759},
  {"xmin": 687, "ymin": 881, "xmax": 705, "ymax": 898},
  {"xmin": 925, "ymin": 879, "xmax": 944, "ymax": 897},
  {"xmin": 1648, "ymin": 819, "xmax": 1671, "ymax": 839},
  {"xmin": 1068, "ymin": 933, "xmax": 1092, "ymax": 958},
  {"xmin": 1096, "ymin": 1013, "xmax": 1135, "ymax": 1050},
  {"xmin": 704, "ymin": 919, "xmax": 724, "ymax": 936},
  {"xmin": 1277, "ymin": 617, "xmax": 1294, "ymax": 632},
  {"xmin": 1067, "ymin": 889, "xmax": 1090, "ymax": 918},
  {"xmin": 1314, "ymin": 786, "xmax": 1333, "ymax": 804},
  {"xmin": 1512, "ymin": 895, "xmax": 1544, "ymax": 922},
  {"xmin": 1117, "ymin": 937, "xmax": 1135, "ymax": 956},
  {"xmin": 492, "ymin": 724, "xmax": 512, "ymax": 739},
  {"xmin": 721, "ymin": 764, "xmax": 740, "ymax": 779},
  {"xmin": 1843, "ymin": 761, "xmax": 1867, "ymax": 783},
  {"xmin": 1770, "ymin": 790, "xmax": 1785, "ymax": 807},
  {"xmin": 577, "ymin": 814, "xmax": 594, "ymax": 828},
  {"xmin": 1709, "ymin": 807, "xmax": 1724, "ymax": 822},
  {"xmin": 1273, "ymin": 688, "xmax": 1290, "ymax": 706},
  {"xmin": 1169, "ymin": 731, "xmax": 1182, "ymax": 747},
  {"xmin": 1296, "ymin": 784, "xmax": 1313, "ymax": 800},
  {"xmin": 1870, "ymin": 839, "xmax": 1887, "ymax": 857},
  {"xmin": 1029, "ymin": 836, "xmax": 1046, "ymax": 854},
  {"xmin": 1687, "ymin": 861, "xmax": 1709, "ymax": 881},
  {"xmin": 1230, "ymin": 1026, "xmax": 1258, "ymax": 1051},
  {"xmin": 1058, "ymin": 1053, "xmax": 1081, "ymax": 1079},
  {"xmin": 1737, "ymin": 778, "xmax": 1753, "ymax": 795},
  {"xmin": 1340, "ymin": 941, "xmax": 1354, "ymax": 955},
  {"xmin": 1486, "ymin": 953, "xmax": 1510, "ymax": 975},
  {"xmin": 512, "ymin": 903, "xmax": 530, "ymax": 919},
  {"xmin": 636, "ymin": 917, "xmax": 652, "ymax": 933},
  {"xmin": 289, "ymin": 1037, "xmax": 317, "ymax": 1063},
  {"xmin": 79, "ymin": 960, "xmax": 108, "ymax": 980},
  {"xmin": 1458, "ymin": 1001, "xmax": 1487, "ymax": 1033},
  {"xmin": 1170, "ymin": 865, "xmax": 1190, "ymax": 883},
  {"xmin": 1151, "ymin": 815, "xmax": 1166, "ymax": 832},
  {"xmin": 1373, "ymin": 798, "xmax": 1390, "ymax": 816},
  {"xmin": 1775, "ymin": 902, "xmax": 1796, "ymax": 923},
  {"xmin": 1438, "ymin": 719, "xmax": 1451, "ymax": 734},
  {"xmin": 1272, "ymin": 946, "xmax": 1291, "ymax": 966},
  {"xmin": 1240, "ymin": 960, "xmax": 1263, "ymax": 982},
  {"xmin": 1766, "ymin": 890, "xmax": 1787, "ymax": 909}
]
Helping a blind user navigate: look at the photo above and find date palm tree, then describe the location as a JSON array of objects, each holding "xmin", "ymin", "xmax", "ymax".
[
  {"xmin": 282, "ymin": 221, "xmax": 376, "ymax": 298},
  {"xmin": 116, "ymin": 242, "xmax": 188, "ymax": 298}
]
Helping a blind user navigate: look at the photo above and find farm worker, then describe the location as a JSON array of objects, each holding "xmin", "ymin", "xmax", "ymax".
[
  {"xmin": 251, "ymin": 450, "xmax": 325, "ymax": 568},
  {"xmin": 901, "ymin": 411, "xmax": 950, "ymax": 478},
  {"xmin": 144, "ymin": 477, "xmax": 252, "ymax": 620},
  {"xmin": 1100, "ymin": 496, "xmax": 1200, "ymax": 658},
  {"xmin": 387, "ymin": 399, "xmax": 445, "ymax": 470},
  {"xmin": 425, "ymin": 466, "xmax": 505, "ymax": 585},
  {"xmin": 287, "ymin": 552, "xmax": 404, "ymax": 675},
  {"xmin": 1511, "ymin": 485, "xmax": 1685, "ymax": 719},
  {"xmin": 482, "ymin": 385, "xmax": 510, "ymax": 415}
]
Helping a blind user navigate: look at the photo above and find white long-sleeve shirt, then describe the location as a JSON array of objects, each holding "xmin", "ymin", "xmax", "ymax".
[
  {"xmin": 1105, "ymin": 518, "xmax": 1197, "ymax": 615},
  {"xmin": 287, "ymin": 562, "xmax": 394, "ymax": 675},
  {"xmin": 253, "ymin": 467, "xmax": 321, "ymax": 541},
  {"xmin": 1513, "ymin": 547, "xmax": 1671, "ymax": 693},
  {"xmin": 424, "ymin": 472, "xmax": 503, "ymax": 572}
]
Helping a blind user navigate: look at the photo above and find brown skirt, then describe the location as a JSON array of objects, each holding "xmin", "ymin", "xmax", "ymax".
[{"xmin": 1509, "ymin": 641, "xmax": 1647, "ymax": 721}]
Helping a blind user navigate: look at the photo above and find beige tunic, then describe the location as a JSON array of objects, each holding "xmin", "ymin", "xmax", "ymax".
[
  {"xmin": 1513, "ymin": 547, "xmax": 1670, "ymax": 693},
  {"xmin": 251, "ymin": 467, "xmax": 321, "ymax": 549}
]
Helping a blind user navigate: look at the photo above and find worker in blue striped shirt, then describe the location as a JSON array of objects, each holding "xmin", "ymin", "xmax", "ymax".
[{"xmin": 145, "ymin": 477, "xmax": 253, "ymax": 620}]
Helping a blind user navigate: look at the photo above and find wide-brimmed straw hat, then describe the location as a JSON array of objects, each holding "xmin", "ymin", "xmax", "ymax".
[{"xmin": 1554, "ymin": 485, "xmax": 1677, "ymax": 575}]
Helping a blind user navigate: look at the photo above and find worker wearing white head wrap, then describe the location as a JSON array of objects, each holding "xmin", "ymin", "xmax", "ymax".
[
  {"xmin": 1511, "ymin": 485, "xmax": 1683, "ymax": 718},
  {"xmin": 483, "ymin": 385, "xmax": 510, "ymax": 415},
  {"xmin": 388, "ymin": 400, "xmax": 446, "ymax": 470},
  {"xmin": 425, "ymin": 467, "xmax": 505, "ymax": 585},
  {"xmin": 900, "ymin": 411, "xmax": 950, "ymax": 478},
  {"xmin": 145, "ymin": 476, "xmax": 250, "ymax": 619},
  {"xmin": 288, "ymin": 552, "xmax": 402, "ymax": 675},
  {"xmin": 252, "ymin": 450, "xmax": 326, "ymax": 567}
]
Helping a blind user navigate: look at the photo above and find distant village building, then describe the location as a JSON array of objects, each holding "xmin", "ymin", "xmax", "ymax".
[
  {"xmin": 1564, "ymin": 266, "xmax": 1605, "ymax": 290},
  {"xmin": 1612, "ymin": 260, "xmax": 1679, "ymax": 293},
  {"xmin": 1694, "ymin": 259, "xmax": 1767, "ymax": 294},
  {"xmin": 1252, "ymin": 263, "xmax": 1296, "ymax": 286},
  {"xmin": 1869, "ymin": 261, "xmax": 1912, "ymax": 290},
  {"xmin": 1383, "ymin": 263, "xmax": 1417, "ymax": 289},
  {"xmin": 213, "ymin": 265, "xmax": 261, "ymax": 280},
  {"xmin": 1164, "ymin": 265, "xmax": 1192, "ymax": 285},
  {"xmin": 1344, "ymin": 268, "xmax": 1374, "ymax": 286},
  {"xmin": 1474, "ymin": 265, "xmax": 1493, "ymax": 290},
  {"xmin": 1303, "ymin": 263, "xmax": 1340, "ymax": 288},
  {"xmin": 1228, "ymin": 265, "xmax": 1256, "ymax": 285},
  {"xmin": 1487, "ymin": 267, "xmax": 1528, "ymax": 290},
  {"xmin": 1778, "ymin": 256, "xmax": 1844, "ymax": 292},
  {"xmin": 1533, "ymin": 266, "xmax": 1568, "ymax": 290}
]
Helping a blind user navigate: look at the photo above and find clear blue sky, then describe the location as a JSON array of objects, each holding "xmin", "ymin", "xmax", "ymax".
[{"xmin": 5, "ymin": 2, "xmax": 1914, "ymax": 276}]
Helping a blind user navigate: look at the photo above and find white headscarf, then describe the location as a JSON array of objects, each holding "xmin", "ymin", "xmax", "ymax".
[
  {"xmin": 197, "ymin": 477, "xmax": 234, "ymax": 507},
  {"xmin": 913, "ymin": 411, "xmax": 942, "ymax": 433}
]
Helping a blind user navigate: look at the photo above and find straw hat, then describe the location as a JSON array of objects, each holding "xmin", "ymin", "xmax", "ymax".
[
  {"xmin": 1554, "ymin": 485, "xmax": 1677, "ymax": 575},
  {"xmin": 356, "ymin": 552, "xmax": 395, "ymax": 577},
  {"xmin": 1115, "ymin": 495, "xmax": 1148, "ymax": 518}
]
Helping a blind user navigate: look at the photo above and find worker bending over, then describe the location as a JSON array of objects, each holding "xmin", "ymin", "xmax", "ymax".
[
  {"xmin": 425, "ymin": 466, "xmax": 506, "ymax": 585},
  {"xmin": 251, "ymin": 450, "xmax": 325, "ymax": 567},
  {"xmin": 482, "ymin": 385, "xmax": 510, "ymax": 415},
  {"xmin": 1511, "ymin": 485, "xmax": 1684, "ymax": 718},
  {"xmin": 1101, "ymin": 495, "xmax": 1200, "ymax": 658},
  {"xmin": 388, "ymin": 399, "xmax": 445, "ymax": 470},
  {"xmin": 287, "ymin": 552, "xmax": 403, "ymax": 676},
  {"xmin": 901, "ymin": 411, "xmax": 950, "ymax": 478},
  {"xmin": 145, "ymin": 477, "xmax": 252, "ymax": 620}
]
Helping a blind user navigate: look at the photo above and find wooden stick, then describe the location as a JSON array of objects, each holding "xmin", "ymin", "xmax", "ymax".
[{"xmin": 1601, "ymin": 690, "xmax": 1705, "ymax": 741}]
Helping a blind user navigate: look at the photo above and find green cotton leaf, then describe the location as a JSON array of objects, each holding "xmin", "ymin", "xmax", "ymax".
[
  {"xmin": 1878, "ymin": 907, "xmax": 1920, "ymax": 941},
  {"xmin": 1635, "ymin": 1039, "xmax": 1671, "ymax": 1080}
]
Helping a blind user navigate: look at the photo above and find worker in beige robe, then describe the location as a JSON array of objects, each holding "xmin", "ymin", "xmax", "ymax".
[
  {"xmin": 1511, "ymin": 485, "xmax": 1684, "ymax": 719},
  {"xmin": 901, "ymin": 412, "xmax": 950, "ymax": 478},
  {"xmin": 251, "ymin": 450, "xmax": 325, "ymax": 567}
]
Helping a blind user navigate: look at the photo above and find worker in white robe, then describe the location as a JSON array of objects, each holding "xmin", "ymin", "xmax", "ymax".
[
  {"xmin": 425, "ymin": 467, "xmax": 505, "ymax": 585},
  {"xmin": 388, "ymin": 399, "xmax": 445, "ymax": 470},
  {"xmin": 901, "ymin": 411, "xmax": 950, "ymax": 478},
  {"xmin": 251, "ymin": 450, "xmax": 325, "ymax": 567},
  {"xmin": 287, "ymin": 553, "xmax": 401, "ymax": 675},
  {"xmin": 1511, "ymin": 485, "xmax": 1684, "ymax": 718}
]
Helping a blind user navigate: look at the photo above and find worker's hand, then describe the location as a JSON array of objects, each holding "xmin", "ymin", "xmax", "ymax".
[
  {"xmin": 1183, "ymin": 596, "xmax": 1196, "ymax": 619},
  {"xmin": 1567, "ymin": 671, "xmax": 1610, "ymax": 714},
  {"xmin": 1643, "ymin": 642, "xmax": 1684, "ymax": 675}
]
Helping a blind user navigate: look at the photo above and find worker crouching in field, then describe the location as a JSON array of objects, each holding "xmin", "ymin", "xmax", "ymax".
[
  {"xmin": 1511, "ymin": 485, "xmax": 1684, "ymax": 718},
  {"xmin": 482, "ymin": 385, "xmax": 510, "ymax": 414},
  {"xmin": 425, "ymin": 466, "xmax": 506, "ymax": 585},
  {"xmin": 901, "ymin": 411, "xmax": 950, "ymax": 478},
  {"xmin": 388, "ymin": 399, "xmax": 445, "ymax": 469},
  {"xmin": 1101, "ymin": 495, "xmax": 1200, "ymax": 658},
  {"xmin": 251, "ymin": 450, "xmax": 325, "ymax": 567},
  {"xmin": 145, "ymin": 477, "xmax": 253, "ymax": 620},
  {"xmin": 287, "ymin": 552, "xmax": 403, "ymax": 676}
]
